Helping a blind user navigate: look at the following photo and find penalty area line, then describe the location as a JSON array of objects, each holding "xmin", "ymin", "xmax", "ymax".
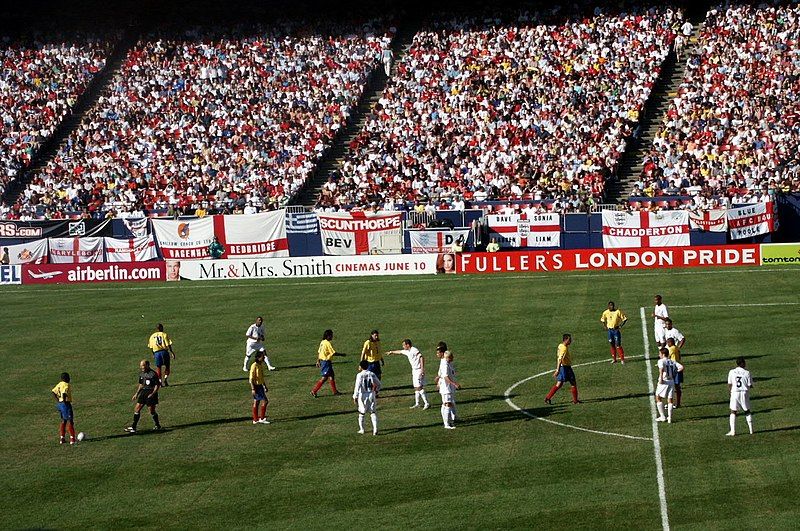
[
  {"xmin": 640, "ymin": 307, "xmax": 670, "ymax": 531},
  {"xmin": 504, "ymin": 356, "xmax": 652, "ymax": 442}
]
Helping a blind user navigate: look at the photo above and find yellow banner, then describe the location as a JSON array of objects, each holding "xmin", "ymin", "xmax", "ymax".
[{"xmin": 760, "ymin": 243, "xmax": 800, "ymax": 265}]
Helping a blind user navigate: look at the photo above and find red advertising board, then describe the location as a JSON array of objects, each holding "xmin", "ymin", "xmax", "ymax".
[
  {"xmin": 23, "ymin": 262, "xmax": 166, "ymax": 284},
  {"xmin": 457, "ymin": 245, "xmax": 761, "ymax": 274}
]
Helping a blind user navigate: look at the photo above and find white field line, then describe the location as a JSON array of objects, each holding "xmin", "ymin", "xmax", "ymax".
[
  {"xmin": 640, "ymin": 307, "xmax": 670, "ymax": 531},
  {"xmin": 504, "ymin": 355, "xmax": 652, "ymax": 442},
  {"xmin": 1, "ymin": 266, "xmax": 794, "ymax": 294}
]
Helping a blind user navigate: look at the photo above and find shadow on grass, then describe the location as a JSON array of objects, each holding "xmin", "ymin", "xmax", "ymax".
[
  {"xmin": 678, "ymin": 394, "xmax": 781, "ymax": 408},
  {"xmin": 170, "ymin": 377, "xmax": 247, "ymax": 387},
  {"xmin": 677, "ymin": 352, "xmax": 711, "ymax": 358},
  {"xmin": 687, "ymin": 354, "xmax": 768, "ymax": 366},
  {"xmin": 87, "ymin": 416, "xmax": 252, "ymax": 441},
  {"xmin": 757, "ymin": 425, "xmax": 800, "ymax": 434},
  {"xmin": 683, "ymin": 407, "xmax": 782, "ymax": 422},
  {"xmin": 380, "ymin": 405, "xmax": 566, "ymax": 434},
  {"xmin": 688, "ymin": 375, "xmax": 778, "ymax": 388},
  {"xmin": 584, "ymin": 391, "xmax": 651, "ymax": 403}
]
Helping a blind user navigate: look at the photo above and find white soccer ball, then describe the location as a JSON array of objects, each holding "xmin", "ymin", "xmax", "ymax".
[{"xmin": 77, "ymin": 432, "xmax": 86, "ymax": 442}]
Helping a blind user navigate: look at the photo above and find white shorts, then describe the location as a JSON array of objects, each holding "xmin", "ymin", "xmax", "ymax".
[
  {"xmin": 412, "ymin": 369, "xmax": 426, "ymax": 388},
  {"xmin": 357, "ymin": 395, "xmax": 376, "ymax": 414},
  {"xmin": 655, "ymin": 382, "xmax": 674, "ymax": 400},
  {"xmin": 440, "ymin": 392, "xmax": 455, "ymax": 404},
  {"xmin": 654, "ymin": 326, "xmax": 666, "ymax": 344},
  {"xmin": 246, "ymin": 342, "xmax": 265, "ymax": 356},
  {"xmin": 730, "ymin": 392, "xmax": 751, "ymax": 412}
]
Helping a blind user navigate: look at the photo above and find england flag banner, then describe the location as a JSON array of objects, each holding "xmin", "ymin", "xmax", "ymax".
[
  {"xmin": 409, "ymin": 229, "xmax": 471, "ymax": 253},
  {"xmin": 123, "ymin": 218, "xmax": 150, "ymax": 237},
  {"xmin": 152, "ymin": 217, "xmax": 215, "ymax": 260},
  {"xmin": 49, "ymin": 237, "xmax": 104, "ymax": 263},
  {"xmin": 221, "ymin": 210, "xmax": 289, "ymax": 258},
  {"xmin": 104, "ymin": 235, "xmax": 158, "ymax": 262},
  {"xmin": 688, "ymin": 209, "xmax": 727, "ymax": 232},
  {"xmin": 318, "ymin": 212, "xmax": 403, "ymax": 255},
  {"xmin": 486, "ymin": 213, "xmax": 560, "ymax": 248},
  {"xmin": 602, "ymin": 210, "xmax": 690, "ymax": 248},
  {"xmin": 728, "ymin": 202, "xmax": 775, "ymax": 240},
  {"xmin": 6, "ymin": 239, "xmax": 49, "ymax": 264}
]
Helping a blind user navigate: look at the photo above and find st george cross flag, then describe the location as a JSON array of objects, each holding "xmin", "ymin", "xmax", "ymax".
[
  {"xmin": 104, "ymin": 235, "xmax": 158, "ymax": 262},
  {"xmin": 49, "ymin": 237, "xmax": 104, "ymax": 263},
  {"xmin": 486, "ymin": 213, "xmax": 560, "ymax": 248},
  {"xmin": 219, "ymin": 210, "xmax": 289, "ymax": 258},
  {"xmin": 728, "ymin": 202, "xmax": 775, "ymax": 240},
  {"xmin": 318, "ymin": 212, "xmax": 403, "ymax": 255},
  {"xmin": 602, "ymin": 210, "xmax": 690, "ymax": 248},
  {"xmin": 688, "ymin": 209, "xmax": 727, "ymax": 232},
  {"xmin": 409, "ymin": 229, "xmax": 471, "ymax": 253}
]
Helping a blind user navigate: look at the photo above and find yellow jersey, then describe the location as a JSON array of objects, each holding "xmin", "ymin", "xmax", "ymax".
[
  {"xmin": 148, "ymin": 331, "xmax": 172, "ymax": 352},
  {"xmin": 557, "ymin": 343, "xmax": 572, "ymax": 366},
  {"xmin": 249, "ymin": 361, "xmax": 265, "ymax": 386},
  {"xmin": 52, "ymin": 381, "xmax": 72, "ymax": 402},
  {"xmin": 361, "ymin": 339, "xmax": 382, "ymax": 363},
  {"xmin": 318, "ymin": 339, "xmax": 336, "ymax": 361},
  {"xmin": 668, "ymin": 345, "xmax": 681, "ymax": 362},
  {"xmin": 601, "ymin": 309, "xmax": 627, "ymax": 329}
]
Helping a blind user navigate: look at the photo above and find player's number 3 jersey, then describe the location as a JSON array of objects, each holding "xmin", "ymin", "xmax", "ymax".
[{"xmin": 728, "ymin": 367, "xmax": 752, "ymax": 392}]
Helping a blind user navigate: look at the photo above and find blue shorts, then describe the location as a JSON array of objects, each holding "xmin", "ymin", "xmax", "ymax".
[
  {"xmin": 366, "ymin": 361, "xmax": 382, "ymax": 380},
  {"xmin": 557, "ymin": 366, "xmax": 576, "ymax": 385},
  {"xmin": 252, "ymin": 384, "xmax": 267, "ymax": 401},
  {"xmin": 607, "ymin": 329, "xmax": 622, "ymax": 346},
  {"xmin": 675, "ymin": 372, "xmax": 684, "ymax": 385},
  {"xmin": 319, "ymin": 360, "xmax": 334, "ymax": 378},
  {"xmin": 154, "ymin": 350, "xmax": 170, "ymax": 368},
  {"xmin": 57, "ymin": 402, "xmax": 73, "ymax": 421}
]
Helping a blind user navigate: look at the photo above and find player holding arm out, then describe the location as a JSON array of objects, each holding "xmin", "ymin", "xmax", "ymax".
[
  {"xmin": 386, "ymin": 339, "xmax": 429, "ymax": 409},
  {"xmin": 726, "ymin": 357, "xmax": 754, "ymax": 436},
  {"xmin": 311, "ymin": 329, "xmax": 345, "ymax": 397},
  {"xmin": 544, "ymin": 334, "xmax": 580, "ymax": 404},
  {"xmin": 600, "ymin": 302, "xmax": 628, "ymax": 363},
  {"xmin": 249, "ymin": 352, "xmax": 270, "ymax": 425},
  {"xmin": 353, "ymin": 360, "xmax": 381, "ymax": 435},
  {"xmin": 52, "ymin": 372, "xmax": 77, "ymax": 445}
]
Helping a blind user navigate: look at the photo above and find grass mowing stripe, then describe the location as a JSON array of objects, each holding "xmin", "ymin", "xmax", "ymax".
[{"xmin": 640, "ymin": 306, "xmax": 670, "ymax": 531}]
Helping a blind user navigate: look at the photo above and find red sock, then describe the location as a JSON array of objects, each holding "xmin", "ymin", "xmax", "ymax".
[
  {"xmin": 312, "ymin": 380, "xmax": 324, "ymax": 394},
  {"xmin": 59, "ymin": 423, "xmax": 66, "ymax": 437},
  {"xmin": 155, "ymin": 367, "xmax": 161, "ymax": 378},
  {"xmin": 610, "ymin": 345, "xmax": 617, "ymax": 360},
  {"xmin": 67, "ymin": 424, "xmax": 76, "ymax": 438},
  {"xmin": 571, "ymin": 386, "xmax": 579, "ymax": 403},
  {"xmin": 252, "ymin": 403, "xmax": 259, "ymax": 421},
  {"xmin": 617, "ymin": 347, "xmax": 625, "ymax": 361},
  {"xmin": 329, "ymin": 379, "xmax": 338, "ymax": 394},
  {"xmin": 545, "ymin": 385, "xmax": 560, "ymax": 401},
  {"xmin": 259, "ymin": 403, "xmax": 267, "ymax": 418}
]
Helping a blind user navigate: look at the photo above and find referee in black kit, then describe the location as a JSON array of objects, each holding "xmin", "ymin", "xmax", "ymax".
[{"xmin": 126, "ymin": 360, "xmax": 162, "ymax": 433}]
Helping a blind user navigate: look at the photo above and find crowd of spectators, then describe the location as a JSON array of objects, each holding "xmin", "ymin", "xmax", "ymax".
[
  {"xmin": 316, "ymin": 5, "xmax": 679, "ymax": 212},
  {"xmin": 0, "ymin": 31, "xmax": 113, "ymax": 203},
  {"xmin": 7, "ymin": 19, "xmax": 393, "ymax": 219},
  {"xmin": 639, "ymin": 1, "xmax": 800, "ymax": 207}
]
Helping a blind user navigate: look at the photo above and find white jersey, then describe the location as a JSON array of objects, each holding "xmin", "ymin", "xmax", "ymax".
[
  {"xmin": 728, "ymin": 367, "xmax": 753, "ymax": 394},
  {"xmin": 353, "ymin": 370, "xmax": 381, "ymax": 400},
  {"xmin": 654, "ymin": 303, "xmax": 669, "ymax": 329},
  {"xmin": 398, "ymin": 347, "xmax": 423, "ymax": 371},
  {"xmin": 664, "ymin": 327, "xmax": 684, "ymax": 344},
  {"xmin": 656, "ymin": 358, "xmax": 682, "ymax": 399},
  {"xmin": 246, "ymin": 323, "xmax": 264, "ymax": 345},
  {"xmin": 438, "ymin": 359, "xmax": 456, "ymax": 394}
]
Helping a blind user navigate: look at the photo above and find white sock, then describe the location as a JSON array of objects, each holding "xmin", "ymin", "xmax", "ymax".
[
  {"xmin": 370, "ymin": 413, "xmax": 378, "ymax": 434},
  {"xmin": 729, "ymin": 413, "xmax": 736, "ymax": 433},
  {"xmin": 414, "ymin": 391, "xmax": 420, "ymax": 406},
  {"xmin": 243, "ymin": 355, "xmax": 251, "ymax": 369},
  {"xmin": 667, "ymin": 404, "xmax": 673, "ymax": 422},
  {"xmin": 420, "ymin": 391, "xmax": 429, "ymax": 407},
  {"xmin": 441, "ymin": 405, "xmax": 449, "ymax": 427},
  {"xmin": 656, "ymin": 401, "xmax": 665, "ymax": 418},
  {"xmin": 745, "ymin": 414, "xmax": 753, "ymax": 434},
  {"xmin": 448, "ymin": 406, "xmax": 455, "ymax": 422},
  {"xmin": 265, "ymin": 356, "xmax": 274, "ymax": 368},
  {"xmin": 358, "ymin": 414, "xmax": 364, "ymax": 432}
]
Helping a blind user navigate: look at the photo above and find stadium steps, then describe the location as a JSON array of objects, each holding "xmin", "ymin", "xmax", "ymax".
[
  {"xmin": 605, "ymin": 21, "xmax": 705, "ymax": 203},
  {"xmin": 1, "ymin": 27, "xmax": 140, "ymax": 206},
  {"xmin": 290, "ymin": 17, "xmax": 422, "ymax": 207}
]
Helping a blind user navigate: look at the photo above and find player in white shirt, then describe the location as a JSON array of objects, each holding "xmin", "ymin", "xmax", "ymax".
[
  {"xmin": 652, "ymin": 295, "xmax": 670, "ymax": 347},
  {"xmin": 386, "ymin": 339, "xmax": 429, "ymax": 409},
  {"xmin": 243, "ymin": 317, "xmax": 276, "ymax": 372},
  {"xmin": 726, "ymin": 357, "xmax": 754, "ymax": 436},
  {"xmin": 663, "ymin": 319, "xmax": 686, "ymax": 349},
  {"xmin": 353, "ymin": 360, "xmax": 381, "ymax": 435},
  {"xmin": 436, "ymin": 349, "xmax": 460, "ymax": 429},
  {"xmin": 655, "ymin": 348, "xmax": 683, "ymax": 423}
]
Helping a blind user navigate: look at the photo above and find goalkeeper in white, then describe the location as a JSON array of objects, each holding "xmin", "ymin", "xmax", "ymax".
[{"xmin": 353, "ymin": 360, "xmax": 381, "ymax": 435}]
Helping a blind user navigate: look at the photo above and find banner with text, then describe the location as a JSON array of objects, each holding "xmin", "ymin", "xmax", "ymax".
[
  {"xmin": 221, "ymin": 210, "xmax": 289, "ymax": 258},
  {"xmin": 0, "ymin": 265, "xmax": 22, "ymax": 285},
  {"xmin": 0, "ymin": 219, "xmax": 112, "ymax": 239},
  {"xmin": 688, "ymin": 209, "xmax": 727, "ymax": 232},
  {"xmin": 318, "ymin": 212, "xmax": 403, "ymax": 255},
  {"xmin": 457, "ymin": 245, "xmax": 760, "ymax": 274},
  {"xmin": 104, "ymin": 235, "xmax": 158, "ymax": 262},
  {"xmin": 728, "ymin": 202, "xmax": 774, "ymax": 240},
  {"xmin": 49, "ymin": 237, "xmax": 103, "ymax": 263},
  {"xmin": 172, "ymin": 254, "xmax": 437, "ymax": 281},
  {"xmin": 409, "ymin": 229, "xmax": 471, "ymax": 253},
  {"xmin": 486, "ymin": 213, "xmax": 560, "ymax": 248},
  {"xmin": 22, "ymin": 262, "xmax": 166, "ymax": 284},
  {"xmin": 152, "ymin": 217, "xmax": 215, "ymax": 260},
  {"xmin": 602, "ymin": 210, "xmax": 690, "ymax": 248},
  {"xmin": 759, "ymin": 243, "xmax": 800, "ymax": 265},
  {"xmin": 5, "ymin": 239, "xmax": 49, "ymax": 264}
]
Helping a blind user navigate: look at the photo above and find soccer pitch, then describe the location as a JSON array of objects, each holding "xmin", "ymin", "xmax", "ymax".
[{"xmin": 1, "ymin": 266, "xmax": 799, "ymax": 529}]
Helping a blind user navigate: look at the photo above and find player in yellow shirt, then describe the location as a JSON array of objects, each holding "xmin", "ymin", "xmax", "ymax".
[
  {"xmin": 148, "ymin": 323, "xmax": 176, "ymax": 386},
  {"xmin": 360, "ymin": 330, "xmax": 384, "ymax": 380},
  {"xmin": 600, "ymin": 301, "xmax": 628, "ymax": 364},
  {"xmin": 311, "ymin": 329, "xmax": 345, "ymax": 397},
  {"xmin": 544, "ymin": 334, "xmax": 580, "ymax": 404},
  {"xmin": 249, "ymin": 352, "xmax": 270, "ymax": 425},
  {"xmin": 666, "ymin": 337, "xmax": 683, "ymax": 407},
  {"xmin": 52, "ymin": 372, "xmax": 77, "ymax": 444}
]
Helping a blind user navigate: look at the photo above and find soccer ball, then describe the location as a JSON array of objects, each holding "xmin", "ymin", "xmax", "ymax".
[{"xmin": 77, "ymin": 432, "xmax": 86, "ymax": 442}]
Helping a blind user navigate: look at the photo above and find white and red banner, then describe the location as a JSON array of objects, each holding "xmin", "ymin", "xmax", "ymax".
[
  {"xmin": 602, "ymin": 210, "xmax": 690, "ymax": 248},
  {"xmin": 0, "ymin": 265, "xmax": 22, "ymax": 284},
  {"xmin": 457, "ymin": 245, "xmax": 761, "ymax": 274},
  {"xmin": 152, "ymin": 217, "xmax": 215, "ymax": 260},
  {"xmin": 409, "ymin": 229, "xmax": 471, "ymax": 253},
  {"xmin": 728, "ymin": 203, "xmax": 775, "ymax": 240},
  {"xmin": 104, "ymin": 235, "xmax": 158, "ymax": 262},
  {"xmin": 218, "ymin": 211, "xmax": 288, "ymax": 258},
  {"xmin": 688, "ymin": 209, "xmax": 727, "ymax": 232},
  {"xmin": 22, "ymin": 262, "xmax": 166, "ymax": 284},
  {"xmin": 123, "ymin": 218, "xmax": 149, "ymax": 237},
  {"xmin": 49, "ymin": 237, "xmax": 103, "ymax": 263},
  {"xmin": 5, "ymin": 239, "xmax": 49, "ymax": 264},
  {"xmin": 318, "ymin": 212, "xmax": 403, "ymax": 255},
  {"xmin": 486, "ymin": 213, "xmax": 560, "ymax": 248}
]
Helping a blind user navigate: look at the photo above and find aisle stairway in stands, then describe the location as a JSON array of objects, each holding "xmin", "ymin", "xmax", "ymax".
[
  {"xmin": 2, "ymin": 27, "xmax": 140, "ymax": 206},
  {"xmin": 290, "ymin": 17, "xmax": 422, "ymax": 207},
  {"xmin": 605, "ymin": 19, "xmax": 704, "ymax": 203}
]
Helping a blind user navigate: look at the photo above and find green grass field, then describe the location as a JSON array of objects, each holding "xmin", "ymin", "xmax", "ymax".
[{"xmin": 1, "ymin": 266, "xmax": 799, "ymax": 529}]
